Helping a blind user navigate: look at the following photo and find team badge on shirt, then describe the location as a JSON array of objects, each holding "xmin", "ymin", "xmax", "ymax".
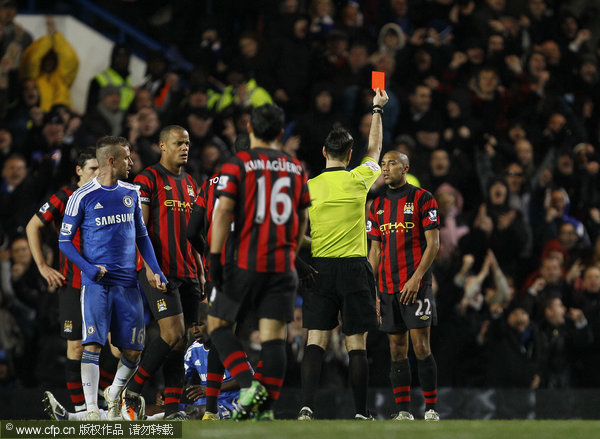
[
  {"xmin": 187, "ymin": 185, "xmax": 195, "ymax": 197},
  {"xmin": 404, "ymin": 202, "xmax": 414, "ymax": 215},
  {"xmin": 157, "ymin": 298, "xmax": 167, "ymax": 312},
  {"xmin": 87, "ymin": 325, "xmax": 96, "ymax": 335},
  {"xmin": 123, "ymin": 195, "xmax": 133, "ymax": 207},
  {"xmin": 64, "ymin": 320, "xmax": 73, "ymax": 333}
]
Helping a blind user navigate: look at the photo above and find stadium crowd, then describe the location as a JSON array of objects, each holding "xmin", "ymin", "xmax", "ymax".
[{"xmin": 1, "ymin": 0, "xmax": 600, "ymax": 406}]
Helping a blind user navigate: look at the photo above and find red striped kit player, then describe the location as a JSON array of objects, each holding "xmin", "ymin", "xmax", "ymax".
[{"xmin": 367, "ymin": 150, "xmax": 441, "ymax": 421}]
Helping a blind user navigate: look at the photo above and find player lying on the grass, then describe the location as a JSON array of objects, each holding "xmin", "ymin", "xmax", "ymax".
[{"xmin": 43, "ymin": 314, "xmax": 240, "ymax": 421}]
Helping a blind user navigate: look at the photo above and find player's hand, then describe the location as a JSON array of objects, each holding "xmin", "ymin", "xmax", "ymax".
[
  {"xmin": 198, "ymin": 270, "xmax": 207, "ymax": 301},
  {"xmin": 185, "ymin": 385, "xmax": 206, "ymax": 402},
  {"xmin": 399, "ymin": 277, "xmax": 420, "ymax": 305},
  {"xmin": 373, "ymin": 88, "xmax": 389, "ymax": 108},
  {"xmin": 149, "ymin": 271, "xmax": 167, "ymax": 292},
  {"xmin": 209, "ymin": 253, "xmax": 223, "ymax": 289},
  {"xmin": 94, "ymin": 265, "xmax": 107, "ymax": 281},
  {"xmin": 39, "ymin": 264, "xmax": 66, "ymax": 288}
]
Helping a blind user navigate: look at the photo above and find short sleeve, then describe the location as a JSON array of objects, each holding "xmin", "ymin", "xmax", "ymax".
[
  {"xmin": 419, "ymin": 191, "xmax": 440, "ymax": 231},
  {"xmin": 367, "ymin": 199, "xmax": 382, "ymax": 241},
  {"xmin": 216, "ymin": 158, "xmax": 243, "ymax": 200},
  {"xmin": 350, "ymin": 157, "xmax": 381, "ymax": 190},
  {"xmin": 134, "ymin": 171, "xmax": 154, "ymax": 205}
]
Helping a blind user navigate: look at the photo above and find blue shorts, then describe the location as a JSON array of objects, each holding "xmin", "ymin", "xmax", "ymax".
[{"xmin": 80, "ymin": 283, "xmax": 145, "ymax": 350}]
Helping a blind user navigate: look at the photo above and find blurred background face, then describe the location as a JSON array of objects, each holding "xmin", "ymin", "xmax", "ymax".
[
  {"xmin": 478, "ymin": 70, "xmax": 499, "ymax": 94},
  {"xmin": 430, "ymin": 150, "xmax": 450, "ymax": 176},
  {"xmin": 437, "ymin": 191, "xmax": 457, "ymax": 216},
  {"xmin": 411, "ymin": 86, "xmax": 431, "ymax": 113},
  {"xmin": 137, "ymin": 108, "xmax": 160, "ymax": 136},
  {"xmin": 505, "ymin": 164, "xmax": 524, "ymax": 192},
  {"xmin": 315, "ymin": 90, "xmax": 332, "ymax": 113},
  {"xmin": 489, "ymin": 181, "xmax": 507, "ymax": 205},
  {"xmin": 558, "ymin": 223, "xmax": 578, "ymax": 250},
  {"xmin": 544, "ymin": 298, "xmax": 566, "ymax": 326},
  {"xmin": 102, "ymin": 92, "xmax": 121, "ymax": 112},
  {"xmin": 2, "ymin": 157, "xmax": 27, "ymax": 187},
  {"xmin": 540, "ymin": 257, "xmax": 562, "ymax": 283},
  {"xmin": 187, "ymin": 114, "xmax": 213, "ymax": 137},
  {"xmin": 515, "ymin": 139, "xmax": 533, "ymax": 166},
  {"xmin": 584, "ymin": 267, "xmax": 600, "ymax": 292},
  {"xmin": 22, "ymin": 79, "xmax": 40, "ymax": 106},
  {"xmin": 10, "ymin": 238, "xmax": 31, "ymax": 265},
  {"xmin": 507, "ymin": 308, "xmax": 530, "ymax": 333},
  {"xmin": 133, "ymin": 90, "xmax": 153, "ymax": 112}
]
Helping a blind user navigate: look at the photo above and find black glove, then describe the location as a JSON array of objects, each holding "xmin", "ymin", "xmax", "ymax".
[
  {"xmin": 295, "ymin": 256, "xmax": 317, "ymax": 291},
  {"xmin": 209, "ymin": 253, "xmax": 223, "ymax": 289}
]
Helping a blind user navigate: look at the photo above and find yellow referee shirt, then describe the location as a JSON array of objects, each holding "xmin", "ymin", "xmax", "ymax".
[{"xmin": 308, "ymin": 157, "xmax": 381, "ymax": 258}]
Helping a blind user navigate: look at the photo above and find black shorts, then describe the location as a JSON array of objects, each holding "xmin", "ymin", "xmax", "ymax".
[
  {"xmin": 208, "ymin": 266, "xmax": 297, "ymax": 324},
  {"xmin": 378, "ymin": 284, "xmax": 438, "ymax": 333},
  {"xmin": 302, "ymin": 257, "xmax": 377, "ymax": 336},
  {"xmin": 139, "ymin": 268, "xmax": 202, "ymax": 324},
  {"xmin": 59, "ymin": 285, "xmax": 82, "ymax": 340}
]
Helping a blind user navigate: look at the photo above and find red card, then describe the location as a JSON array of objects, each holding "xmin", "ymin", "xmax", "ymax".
[{"xmin": 371, "ymin": 71, "xmax": 385, "ymax": 91}]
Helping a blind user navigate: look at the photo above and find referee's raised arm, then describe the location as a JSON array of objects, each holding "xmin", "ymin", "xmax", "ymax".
[{"xmin": 365, "ymin": 88, "xmax": 390, "ymax": 162}]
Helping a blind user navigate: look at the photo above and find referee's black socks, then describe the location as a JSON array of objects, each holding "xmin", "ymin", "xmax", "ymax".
[
  {"xmin": 348, "ymin": 349, "xmax": 368, "ymax": 417},
  {"xmin": 301, "ymin": 344, "xmax": 324, "ymax": 408}
]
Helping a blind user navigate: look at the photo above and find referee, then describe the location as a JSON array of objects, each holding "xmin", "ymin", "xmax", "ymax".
[{"xmin": 298, "ymin": 89, "xmax": 389, "ymax": 420}]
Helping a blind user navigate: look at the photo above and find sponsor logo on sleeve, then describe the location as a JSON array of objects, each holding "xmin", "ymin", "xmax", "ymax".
[
  {"xmin": 366, "ymin": 220, "xmax": 372, "ymax": 232},
  {"xmin": 428, "ymin": 209, "xmax": 438, "ymax": 223},
  {"xmin": 60, "ymin": 223, "xmax": 73, "ymax": 235},
  {"xmin": 39, "ymin": 202, "xmax": 50, "ymax": 213},
  {"xmin": 362, "ymin": 160, "xmax": 380, "ymax": 172}
]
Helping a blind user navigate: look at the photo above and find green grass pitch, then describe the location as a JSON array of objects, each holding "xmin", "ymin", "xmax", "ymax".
[{"xmin": 182, "ymin": 420, "xmax": 600, "ymax": 439}]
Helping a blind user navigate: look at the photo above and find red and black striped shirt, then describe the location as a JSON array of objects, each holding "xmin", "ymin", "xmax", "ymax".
[
  {"xmin": 36, "ymin": 184, "xmax": 82, "ymax": 289},
  {"xmin": 134, "ymin": 163, "xmax": 198, "ymax": 279},
  {"xmin": 217, "ymin": 147, "xmax": 311, "ymax": 273},
  {"xmin": 367, "ymin": 183, "xmax": 439, "ymax": 294}
]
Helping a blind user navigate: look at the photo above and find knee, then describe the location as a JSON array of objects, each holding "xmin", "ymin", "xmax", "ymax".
[
  {"xmin": 67, "ymin": 341, "xmax": 84, "ymax": 360},
  {"xmin": 389, "ymin": 344, "xmax": 408, "ymax": 362},
  {"xmin": 122, "ymin": 349, "xmax": 141, "ymax": 363},
  {"xmin": 160, "ymin": 323, "xmax": 186, "ymax": 346},
  {"xmin": 412, "ymin": 342, "xmax": 431, "ymax": 360}
]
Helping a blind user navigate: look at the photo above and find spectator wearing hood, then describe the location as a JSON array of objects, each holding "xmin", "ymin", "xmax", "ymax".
[
  {"xmin": 435, "ymin": 183, "xmax": 470, "ymax": 264},
  {"xmin": 18, "ymin": 16, "xmax": 78, "ymax": 113},
  {"xmin": 462, "ymin": 178, "xmax": 529, "ymax": 278},
  {"xmin": 86, "ymin": 44, "xmax": 134, "ymax": 113}
]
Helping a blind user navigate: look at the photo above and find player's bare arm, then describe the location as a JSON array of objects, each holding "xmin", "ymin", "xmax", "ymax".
[
  {"xmin": 368, "ymin": 243, "xmax": 381, "ymax": 275},
  {"xmin": 365, "ymin": 88, "xmax": 390, "ymax": 161},
  {"xmin": 26, "ymin": 215, "xmax": 66, "ymax": 288},
  {"xmin": 193, "ymin": 248, "xmax": 206, "ymax": 299},
  {"xmin": 399, "ymin": 228, "xmax": 440, "ymax": 305},
  {"xmin": 209, "ymin": 195, "xmax": 235, "ymax": 289}
]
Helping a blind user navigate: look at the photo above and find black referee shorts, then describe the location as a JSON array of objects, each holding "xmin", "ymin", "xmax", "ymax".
[
  {"xmin": 59, "ymin": 285, "xmax": 82, "ymax": 340},
  {"xmin": 302, "ymin": 257, "xmax": 377, "ymax": 336}
]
